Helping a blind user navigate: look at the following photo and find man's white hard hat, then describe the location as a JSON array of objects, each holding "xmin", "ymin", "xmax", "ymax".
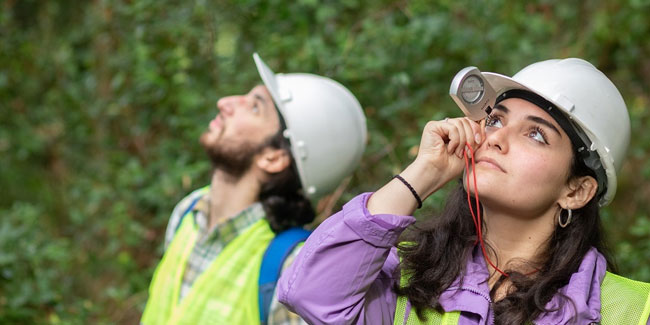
[
  {"xmin": 483, "ymin": 58, "xmax": 630, "ymax": 206},
  {"xmin": 254, "ymin": 53, "xmax": 367, "ymax": 199}
]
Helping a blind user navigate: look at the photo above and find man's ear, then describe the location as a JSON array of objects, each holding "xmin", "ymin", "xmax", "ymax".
[
  {"xmin": 255, "ymin": 147, "xmax": 291, "ymax": 174},
  {"xmin": 559, "ymin": 176, "xmax": 598, "ymax": 210}
]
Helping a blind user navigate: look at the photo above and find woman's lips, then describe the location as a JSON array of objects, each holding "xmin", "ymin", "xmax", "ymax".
[{"xmin": 476, "ymin": 157, "xmax": 506, "ymax": 173}]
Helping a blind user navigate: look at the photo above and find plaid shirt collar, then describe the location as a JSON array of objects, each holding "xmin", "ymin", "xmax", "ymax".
[{"xmin": 191, "ymin": 193, "xmax": 266, "ymax": 244}]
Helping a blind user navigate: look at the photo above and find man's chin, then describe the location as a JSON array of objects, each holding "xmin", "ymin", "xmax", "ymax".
[
  {"xmin": 199, "ymin": 131, "xmax": 219, "ymax": 149},
  {"xmin": 204, "ymin": 149, "xmax": 256, "ymax": 178}
]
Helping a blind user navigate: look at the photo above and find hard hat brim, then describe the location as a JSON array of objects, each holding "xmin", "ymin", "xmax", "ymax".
[{"xmin": 253, "ymin": 53, "xmax": 288, "ymax": 116}]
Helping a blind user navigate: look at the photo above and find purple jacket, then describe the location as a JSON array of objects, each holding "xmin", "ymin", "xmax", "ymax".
[{"xmin": 278, "ymin": 193, "xmax": 620, "ymax": 325}]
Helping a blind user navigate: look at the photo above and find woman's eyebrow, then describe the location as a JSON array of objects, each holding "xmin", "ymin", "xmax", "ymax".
[
  {"xmin": 494, "ymin": 104, "xmax": 509, "ymax": 113},
  {"xmin": 497, "ymin": 103, "xmax": 562, "ymax": 137},
  {"xmin": 527, "ymin": 115, "xmax": 562, "ymax": 137}
]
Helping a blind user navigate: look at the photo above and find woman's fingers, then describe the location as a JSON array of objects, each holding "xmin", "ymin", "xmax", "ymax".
[
  {"xmin": 418, "ymin": 117, "xmax": 484, "ymax": 168},
  {"xmin": 446, "ymin": 118, "xmax": 471, "ymax": 158},
  {"xmin": 441, "ymin": 117, "xmax": 484, "ymax": 159},
  {"xmin": 412, "ymin": 117, "xmax": 484, "ymax": 190},
  {"xmin": 468, "ymin": 117, "xmax": 483, "ymax": 144},
  {"xmin": 460, "ymin": 118, "xmax": 477, "ymax": 145},
  {"xmin": 460, "ymin": 117, "xmax": 482, "ymax": 154},
  {"xmin": 456, "ymin": 119, "xmax": 471, "ymax": 157},
  {"xmin": 445, "ymin": 122, "xmax": 461, "ymax": 156}
]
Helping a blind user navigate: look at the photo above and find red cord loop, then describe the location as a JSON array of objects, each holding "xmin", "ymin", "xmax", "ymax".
[{"xmin": 463, "ymin": 142, "xmax": 509, "ymax": 278}]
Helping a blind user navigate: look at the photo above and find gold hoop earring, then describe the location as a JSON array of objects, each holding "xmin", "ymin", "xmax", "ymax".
[{"xmin": 559, "ymin": 208, "xmax": 572, "ymax": 228}]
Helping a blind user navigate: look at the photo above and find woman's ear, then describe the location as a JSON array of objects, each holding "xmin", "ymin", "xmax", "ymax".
[
  {"xmin": 560, "ymin": 176, "xmax": 598, "ymax": 210},
  {"xmin": 255, "ymin": 147, "xmax": 291, "ymax": 174}
]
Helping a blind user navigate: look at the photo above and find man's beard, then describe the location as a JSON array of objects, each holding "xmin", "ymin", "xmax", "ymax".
[{"xmin": 199, "ymin": 131, "xmax": 266, "ymax": 178}]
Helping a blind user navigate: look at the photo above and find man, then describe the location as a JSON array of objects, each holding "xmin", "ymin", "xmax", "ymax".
[{"xmin": 141, "ymin": 53, "xmax": 367, "ymax": 324}]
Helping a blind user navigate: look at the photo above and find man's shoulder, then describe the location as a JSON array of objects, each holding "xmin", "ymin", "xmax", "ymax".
[
  {"xmin": 279, "ymin": 240, "xmax": 305, "ymax": 273},
  {"xmin": 163, "ymin": 186, "xmax": 210, "ymax": 248},
  {"xmin": 269, "ymin": 242, "xmax": 308, "ymax": 325}
]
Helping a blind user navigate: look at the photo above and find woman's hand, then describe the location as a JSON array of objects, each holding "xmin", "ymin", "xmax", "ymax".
[
  {"xmin": 412, "ymin": 117, "xmax": 484, "ymax": 193},
  {"xmin": 367, "ymin": 117, "xmax": 483, "ymax": 216}
]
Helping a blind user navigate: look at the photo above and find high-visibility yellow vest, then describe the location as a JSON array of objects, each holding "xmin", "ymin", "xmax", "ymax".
[
  {"xmin": 394, "ymin": 271, "xmax": 650, "ymax": 325},
  {"xmin": 141, "ymin": 213, "xmax": 275, "ymax": 324}
]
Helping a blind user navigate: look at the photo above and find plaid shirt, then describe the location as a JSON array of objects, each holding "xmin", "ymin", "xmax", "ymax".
[{"xmin": 164, "ymin": 188, "xmax": 306, "ymax": 325}]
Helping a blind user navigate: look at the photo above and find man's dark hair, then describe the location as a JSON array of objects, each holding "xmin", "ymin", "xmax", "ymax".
[{"xmin": 259, "ymin": 129, "xmax": 315, "ymax": 233}]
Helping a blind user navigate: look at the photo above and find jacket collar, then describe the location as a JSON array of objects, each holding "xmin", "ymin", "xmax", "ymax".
[{"xmin": 437, "ymin": 246, "xmax": 606, "ymax": 324}]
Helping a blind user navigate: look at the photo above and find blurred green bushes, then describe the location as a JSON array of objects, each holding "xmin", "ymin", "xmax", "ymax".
[{"xmin": 1, "ymin": 0, "xmax": 649, "ymax": 323}]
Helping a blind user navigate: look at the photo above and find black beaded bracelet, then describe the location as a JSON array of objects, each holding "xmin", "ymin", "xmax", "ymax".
[{"xmin": 393, "ymin": 175, "xmax": 422, "ymax": 209}]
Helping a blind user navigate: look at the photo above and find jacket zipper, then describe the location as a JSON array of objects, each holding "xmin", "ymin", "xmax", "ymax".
[{"xmin": 447, "ymin": 286, "xmax": 495, "ymax": 325}]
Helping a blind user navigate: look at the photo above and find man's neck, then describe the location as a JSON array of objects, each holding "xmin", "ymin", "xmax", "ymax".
[{"xmin": 207, "ymin": 169, "xmax": 261, "ymax": 231}]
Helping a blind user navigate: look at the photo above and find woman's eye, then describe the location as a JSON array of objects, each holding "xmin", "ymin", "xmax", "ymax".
[
  {"xmin": 252, "ymin": 105, "xmax": 260, "ymax": 113},
  {"xmin": 528, "ymin": 128, "xmax": 548, "ymax": 144},
  {"xmin": 485, "ymin": 115, "xmax": 502, "ymax": 128}
]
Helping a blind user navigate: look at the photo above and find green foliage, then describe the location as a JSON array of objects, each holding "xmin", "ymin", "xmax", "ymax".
[
  {"xmin": 1, "ymin": 0, "xmax": 649, "ymax": 322},
  {"xmin": 0, "ymin": 202, "xmax": 73, "ymax": 324}
]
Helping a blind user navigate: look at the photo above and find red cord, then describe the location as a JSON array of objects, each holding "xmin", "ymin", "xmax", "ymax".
[{"xmin": 463, "ymin": 142, "xmax": 509, "ymax": 278}]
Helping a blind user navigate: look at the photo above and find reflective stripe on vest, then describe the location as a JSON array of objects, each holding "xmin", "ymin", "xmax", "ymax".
[
  {"xmin": 141, "ymin": 214, "xmax": 275, "ymax": 324},
  {"xmin": 393, "ymin": 271, "xmax": 650, "ymax": 325}
]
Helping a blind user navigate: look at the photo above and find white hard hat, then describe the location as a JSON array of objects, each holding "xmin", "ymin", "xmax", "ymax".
[
  {"xmin": 482, "ymin": 58, "xmax": 630, "ymax": 206},
  {"xmin": 253, "ymin": 53, "xmax": 367, "ymax": 199}
]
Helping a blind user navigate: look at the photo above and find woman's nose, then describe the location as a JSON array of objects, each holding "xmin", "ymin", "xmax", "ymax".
[{"xmin": 485, "ymin": 127, "xmax": 508, "ymax": 153}]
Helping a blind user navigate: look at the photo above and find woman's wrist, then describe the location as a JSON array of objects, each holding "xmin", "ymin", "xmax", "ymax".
[
  {"xmin": 399, "ymin": 159, "xmax": 447, "ymax": 201},
  {"xmin": 367, "ymin": 158, "xmax": 449, "ymax": 216}
]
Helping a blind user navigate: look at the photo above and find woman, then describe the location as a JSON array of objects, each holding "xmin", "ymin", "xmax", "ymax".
[{"xmin": 276, "ymin": 58, "xmax": 650, "ymax": 324}]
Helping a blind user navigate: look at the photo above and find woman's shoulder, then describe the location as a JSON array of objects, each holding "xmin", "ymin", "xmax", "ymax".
[
  {"xmin": 600, "ymin": 272, "xmax": 650, "ymax": 324},
  {"xmin": 602, "ymin": 271, "xmax": 650, "ymax": 294}
]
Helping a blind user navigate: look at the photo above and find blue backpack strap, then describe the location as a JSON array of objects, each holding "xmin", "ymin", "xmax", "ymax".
[
  {"xmin": 258, "ymin": 227, "xmax": 311, "ymax": 324},
  {"xmin": 173, "ymin": 195, "xmax": 202, "ymax": 235}
]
